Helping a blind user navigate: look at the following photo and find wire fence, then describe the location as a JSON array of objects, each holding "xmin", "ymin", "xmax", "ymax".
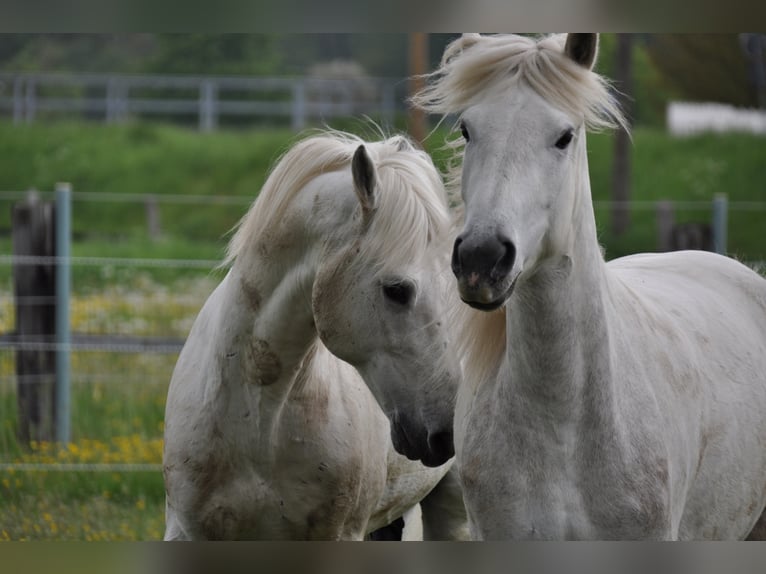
[
  {"xmin": 1, "ymin": 190, "xmax": 765, "ymax": 477},
  {"xmin": 1, "ymin": 190, "xmax": 226, "ymax": 480}
]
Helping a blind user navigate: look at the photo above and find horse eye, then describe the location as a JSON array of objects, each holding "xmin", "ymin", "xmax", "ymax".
[
  {"xmin": 555, "ymin": 129, "xmax": 574, "ymax": 150},
  {"xmin": 460, "ymin": 121, "xmax": 470, "ymax": 143},
  {"xmin": 382, "ymin": 282, "xmax": 415, "ymax": 306}
]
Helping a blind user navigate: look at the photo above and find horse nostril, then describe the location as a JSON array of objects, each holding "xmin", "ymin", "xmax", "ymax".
[
  {"xmin": 451, "ymin": 237, "xmax": 464, "ymax": 276},
  {"xmin": 492, "ymin": 239, "xmax": 516, "ymax": 281}
]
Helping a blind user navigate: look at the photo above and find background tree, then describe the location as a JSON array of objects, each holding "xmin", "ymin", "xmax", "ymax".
[
  {"xmin": 146, "ymin": 34, "xmax": 282, "ymax": 76},
  {"xmin": 646, "ymin": 34, "xmax": 756, "ymax": 108},
  {"xmin": 610, "ymin": 34, "xmax": 633, "ymax": 236}
]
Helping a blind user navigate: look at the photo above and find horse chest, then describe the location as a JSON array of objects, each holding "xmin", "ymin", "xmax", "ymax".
[
  {"xmin": 191, "ymin": 437, "xmax": 381, "ymax": 540},
  {"xmin": 457, "ymin": 386, "xmax": 672, "ymax": 539}
]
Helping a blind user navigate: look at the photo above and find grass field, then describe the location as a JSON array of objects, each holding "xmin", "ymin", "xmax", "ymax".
[
  {"xmin": 0, "ymin": 119, "xmax": 764, "ymax": 261},
  {"xmin": 0, "ymin": 276, "xmax": 217, "ymax": 541},
  {"xmin": 0, "ymin": 118, "xmax": 764, "ymax": 540}
]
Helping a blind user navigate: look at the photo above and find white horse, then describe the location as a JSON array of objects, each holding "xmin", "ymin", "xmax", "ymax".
[
  {"xmin": 414, "ymin": 33, "xmax": 766, "ymax": 540},
  {"xmin": 163, "ymin": 131, "xmax": 467, "ymax": 540}
]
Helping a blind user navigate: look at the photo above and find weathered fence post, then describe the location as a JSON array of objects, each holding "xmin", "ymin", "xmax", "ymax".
[
  {"xmin": 12, "ymin": 192, "xmax": 56, "ymax": 445},
  {"xmin": 611, "ymin": 34, "xmax": 634, "ymax": 236},
  {"xmin": 145, "ymin": 195, "xmax": 161, "ymax": 240},
  {"xmin": 12, "ymin": 75, "xmax": 24, "ymax": 125},
  {"xmin": 408, "ymin": 32, "xmax": 429, "ymax": 145},
  {"xmin": 199, "ymin": 80, "xmax": 218, "ymax": 132},
  {"xmin": 381, "ymin": 82, "xmax": 395, "ymax": 129},
  {"xmin": 24, "ymin": 77, "xmax": 36, "ymax": 123},
  {"xmin": 106, "ymin": 77, "xmax": 125, "ymax": 124},
  {"xmin": 712, "ymin": 193, "xmax": 728, "ymax": 255},
  {"xmin": 55, "ymin": 183, "xmax": 72, "ymax": 444},
  {"xmin": 656, "ymin": 200, "xmax": 675, "ymax": 252},
  {"xmin": 291, "ymin": 80, "xmax": 306, "ymax": 131}
]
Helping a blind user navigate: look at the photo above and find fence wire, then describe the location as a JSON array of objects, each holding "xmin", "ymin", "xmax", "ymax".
[{"xmin": 1, "ymin": 190, "xmax": 765, "ymax": 478}]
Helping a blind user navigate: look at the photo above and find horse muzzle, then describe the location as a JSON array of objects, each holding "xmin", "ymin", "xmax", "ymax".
[
  {"xmin": 391, "ymin": 412, "xmax": 454, "ymax": 467},
  {"xmin": 452, "ymin": 232, "xmax": 518, "ymax": 310}
]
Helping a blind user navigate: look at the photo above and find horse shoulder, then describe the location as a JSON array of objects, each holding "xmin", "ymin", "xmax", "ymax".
[{"xmin": 605, "ymin": 251, "xmax": 766, "ymax": 538}]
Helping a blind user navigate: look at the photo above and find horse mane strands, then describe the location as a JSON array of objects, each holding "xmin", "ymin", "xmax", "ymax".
[
  {"xmin": 223, "ymin": 131, "xmax": 365, "ymax": 267},
  {"xmin": 357, "ymin": 137, "xmax": 452, "ymax": 277},
  {"xmin": 411, "ymin": 33, "xmax": 627, "ymax": 133},
  {"xmin": 223, "ymin": 130, "xmax": 451, "ymax": 278}
]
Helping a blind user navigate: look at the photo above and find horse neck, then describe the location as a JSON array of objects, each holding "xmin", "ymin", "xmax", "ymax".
[
  {"xmin": 505, "ymin": 138, "xmax": 613, "ymax": 412},
  {"xmin": 220, "ymin": 223, "xmax": 322, "ymax": 403}
]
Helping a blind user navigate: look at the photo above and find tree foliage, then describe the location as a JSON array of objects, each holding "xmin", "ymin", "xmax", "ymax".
[
  {"xmin": 645, "ymin": 34, "xmax": 757, "ymax": 108},
  {"xmin": 0, "ymin": 34, "xmax": 758, "ymax": 125},
  {"xmin": 146, "ymin": 35, "xmax": 282, "ymax": 76}
]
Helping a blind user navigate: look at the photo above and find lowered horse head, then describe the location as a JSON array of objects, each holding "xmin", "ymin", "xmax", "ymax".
[
  {"xmin": 310, "ymin": 134, "xmax": 460, "ymax": 467},
  {"xmin": 226, "ymin": 130, "xmax": 461, "ymax": 467}
]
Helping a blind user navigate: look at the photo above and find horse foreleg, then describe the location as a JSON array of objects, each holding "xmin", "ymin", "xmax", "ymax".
[
  {"xmin": 419, "ymin": 467, "xmax": 470, "ymax": 540},
  {"xmin": 367, "ymin": 516, "xmax": 405, "ymax": 540},
  {"xmin": 746, "ymin": 508, "xmax": 766, "ymax": 540},
  {"xmin": 163, "ymin": 503, "xmax": 191, "ymax": 541}
]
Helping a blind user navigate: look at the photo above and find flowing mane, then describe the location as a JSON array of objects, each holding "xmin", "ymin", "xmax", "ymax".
[
  {"xmin": 413, "ymin": 33, "xmax": 628, "ymax": 390},
  {"xmin": 224, "ymin": 129, "xmax": 451, "ymax": 275},
  {"xmin": 412, "ymin": 33, "xmax": 626, "ymax": 131}
]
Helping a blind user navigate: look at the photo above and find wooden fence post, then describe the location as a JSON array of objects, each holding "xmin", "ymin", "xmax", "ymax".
[
  {"xmin": 199, "ymin": 80, "xmax": 218, "ymax": 132},
  {"xmin": 12, "ymin": 192, "xmax": 57, "ymax": 445},
  {"xmin": 656, "ymin": 200, "xmax": 675, "ymax": 252},
  {"xmin": 145, "ymin": 195, "xmax": 161, "ymax": 241},
  {"xmin": 292, "ymin": 80, "xmax": 306, "ymax": 131},
  {"xmin": 408, "ymin": 33, "xmax": 429, "ymax": 145},
  {"xmin": 712, "ymin": 193, "xmax": 728, "ymax": 255}
]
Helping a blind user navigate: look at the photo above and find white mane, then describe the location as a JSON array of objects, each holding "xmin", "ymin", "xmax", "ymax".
[
  {"xmin": 412, "ymin": 33, "xmax": 626, "ymax": 131},
  {"xmin": 224, "ymin": 129, "xmax": 451, "ymax": 275}
]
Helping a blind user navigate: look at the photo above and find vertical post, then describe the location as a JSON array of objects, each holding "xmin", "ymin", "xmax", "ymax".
[
  {"xmin": 292, "ymin": 80, "xmax": 306, "ymax": 131},
  {"xmin": 381, "ymin": 82, "xmax": 395, "ymax": 129},
  {"xmin": 12, "ymin": 192, "xmax": 56, "ymax": 444},
  {"xmin": 55, "ymin": 182, "xmax": 71, "ymax": 444},
  {"xmin": 199, "ymin": 80, "xmax": 218, "ymax": 132},
  {"xmin": 24, "ymin": 77, "xmax": 36, "ymax": 123},
  {"xmin": 12, "ymin": 76, "xmax": 24, "ymax": 124},
  {"xmin": 712, "ymin": 193, "xmax": 728, "ymax": 255},
  {"xmin": 408, "ymin": 33, "xmax": 429, "ymax": 145},
  {"xmin": 754, "ymin": 36, "xmax": 766, "ymax": 109},
  {"xmin": 145, "ymin": 195, "xmax": 161, "ymax": 240},
  {"xmin": 656, "ymin": 200, "xmax": 675, "ymax": 252},
  {"xmin": 611, "ymin": 34, "xmax": 634, "ymax": 236},
  {"xmin": 106, "ymin": 77, "xmax": 118, "ymax": 123}
]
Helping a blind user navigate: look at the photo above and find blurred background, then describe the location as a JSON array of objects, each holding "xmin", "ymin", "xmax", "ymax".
[{"xmin": 0, "ymin": 33, "xmax": 764, "ymax": 540}]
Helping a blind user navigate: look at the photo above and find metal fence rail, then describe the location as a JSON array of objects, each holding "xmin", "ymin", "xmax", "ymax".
[
  {"xmin": 0, "ymin": 71, "xmax": 405, "ymax": 131},
  {"xmin": 0, "ymin": 190, "xmax": 764, "ymax": 479}
]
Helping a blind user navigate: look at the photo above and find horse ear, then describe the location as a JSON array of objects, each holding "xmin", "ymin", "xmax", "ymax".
[
  {"xmin": 443, "ymin": 33, "xmax": 481, "ymax": 64},
  {"xmin": 352, "ymin": 144, "xmax": 377, "ymax": 215},
  {"xmin": 564, "ymin": 33, "xmax": 599, "ymax": 70},
  {"xmin": 459, "ymin": 33, "xmax": 482, "ymax": 50}
]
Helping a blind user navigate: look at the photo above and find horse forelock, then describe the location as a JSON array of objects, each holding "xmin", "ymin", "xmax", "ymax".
[
  {"xmin": 223, "ymin": 131, "xmax": 360, "ymax": 267},
  {"xmin": 224, "ymin": 128, "xmax": 451, "ymax": 276},
  {"xmin": 413, "ymin": 33, "xmax": 626, "ymax": 131},
  {"xmin": 359, "ymin": 141, "xmax": 452, "ymax": 276},
  {"xmin": 412, "ymin": 33, "xmax": 628, "ymax": 203}
]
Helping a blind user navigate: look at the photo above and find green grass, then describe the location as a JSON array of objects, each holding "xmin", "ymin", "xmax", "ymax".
[
  {"xmin": 0, "ymin": 378, "xmax": 167, "ymax": 541},
  {"xmin": 586, "ymin": 128, "xmax": 766, "ymax": 261},
  {"xmin": 0, "ymin": 277, "xmax": 207, "ymax": 541},
  {"xmin": 1, "ymin": 120, "xmax": 764, "ymax": 263}
]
